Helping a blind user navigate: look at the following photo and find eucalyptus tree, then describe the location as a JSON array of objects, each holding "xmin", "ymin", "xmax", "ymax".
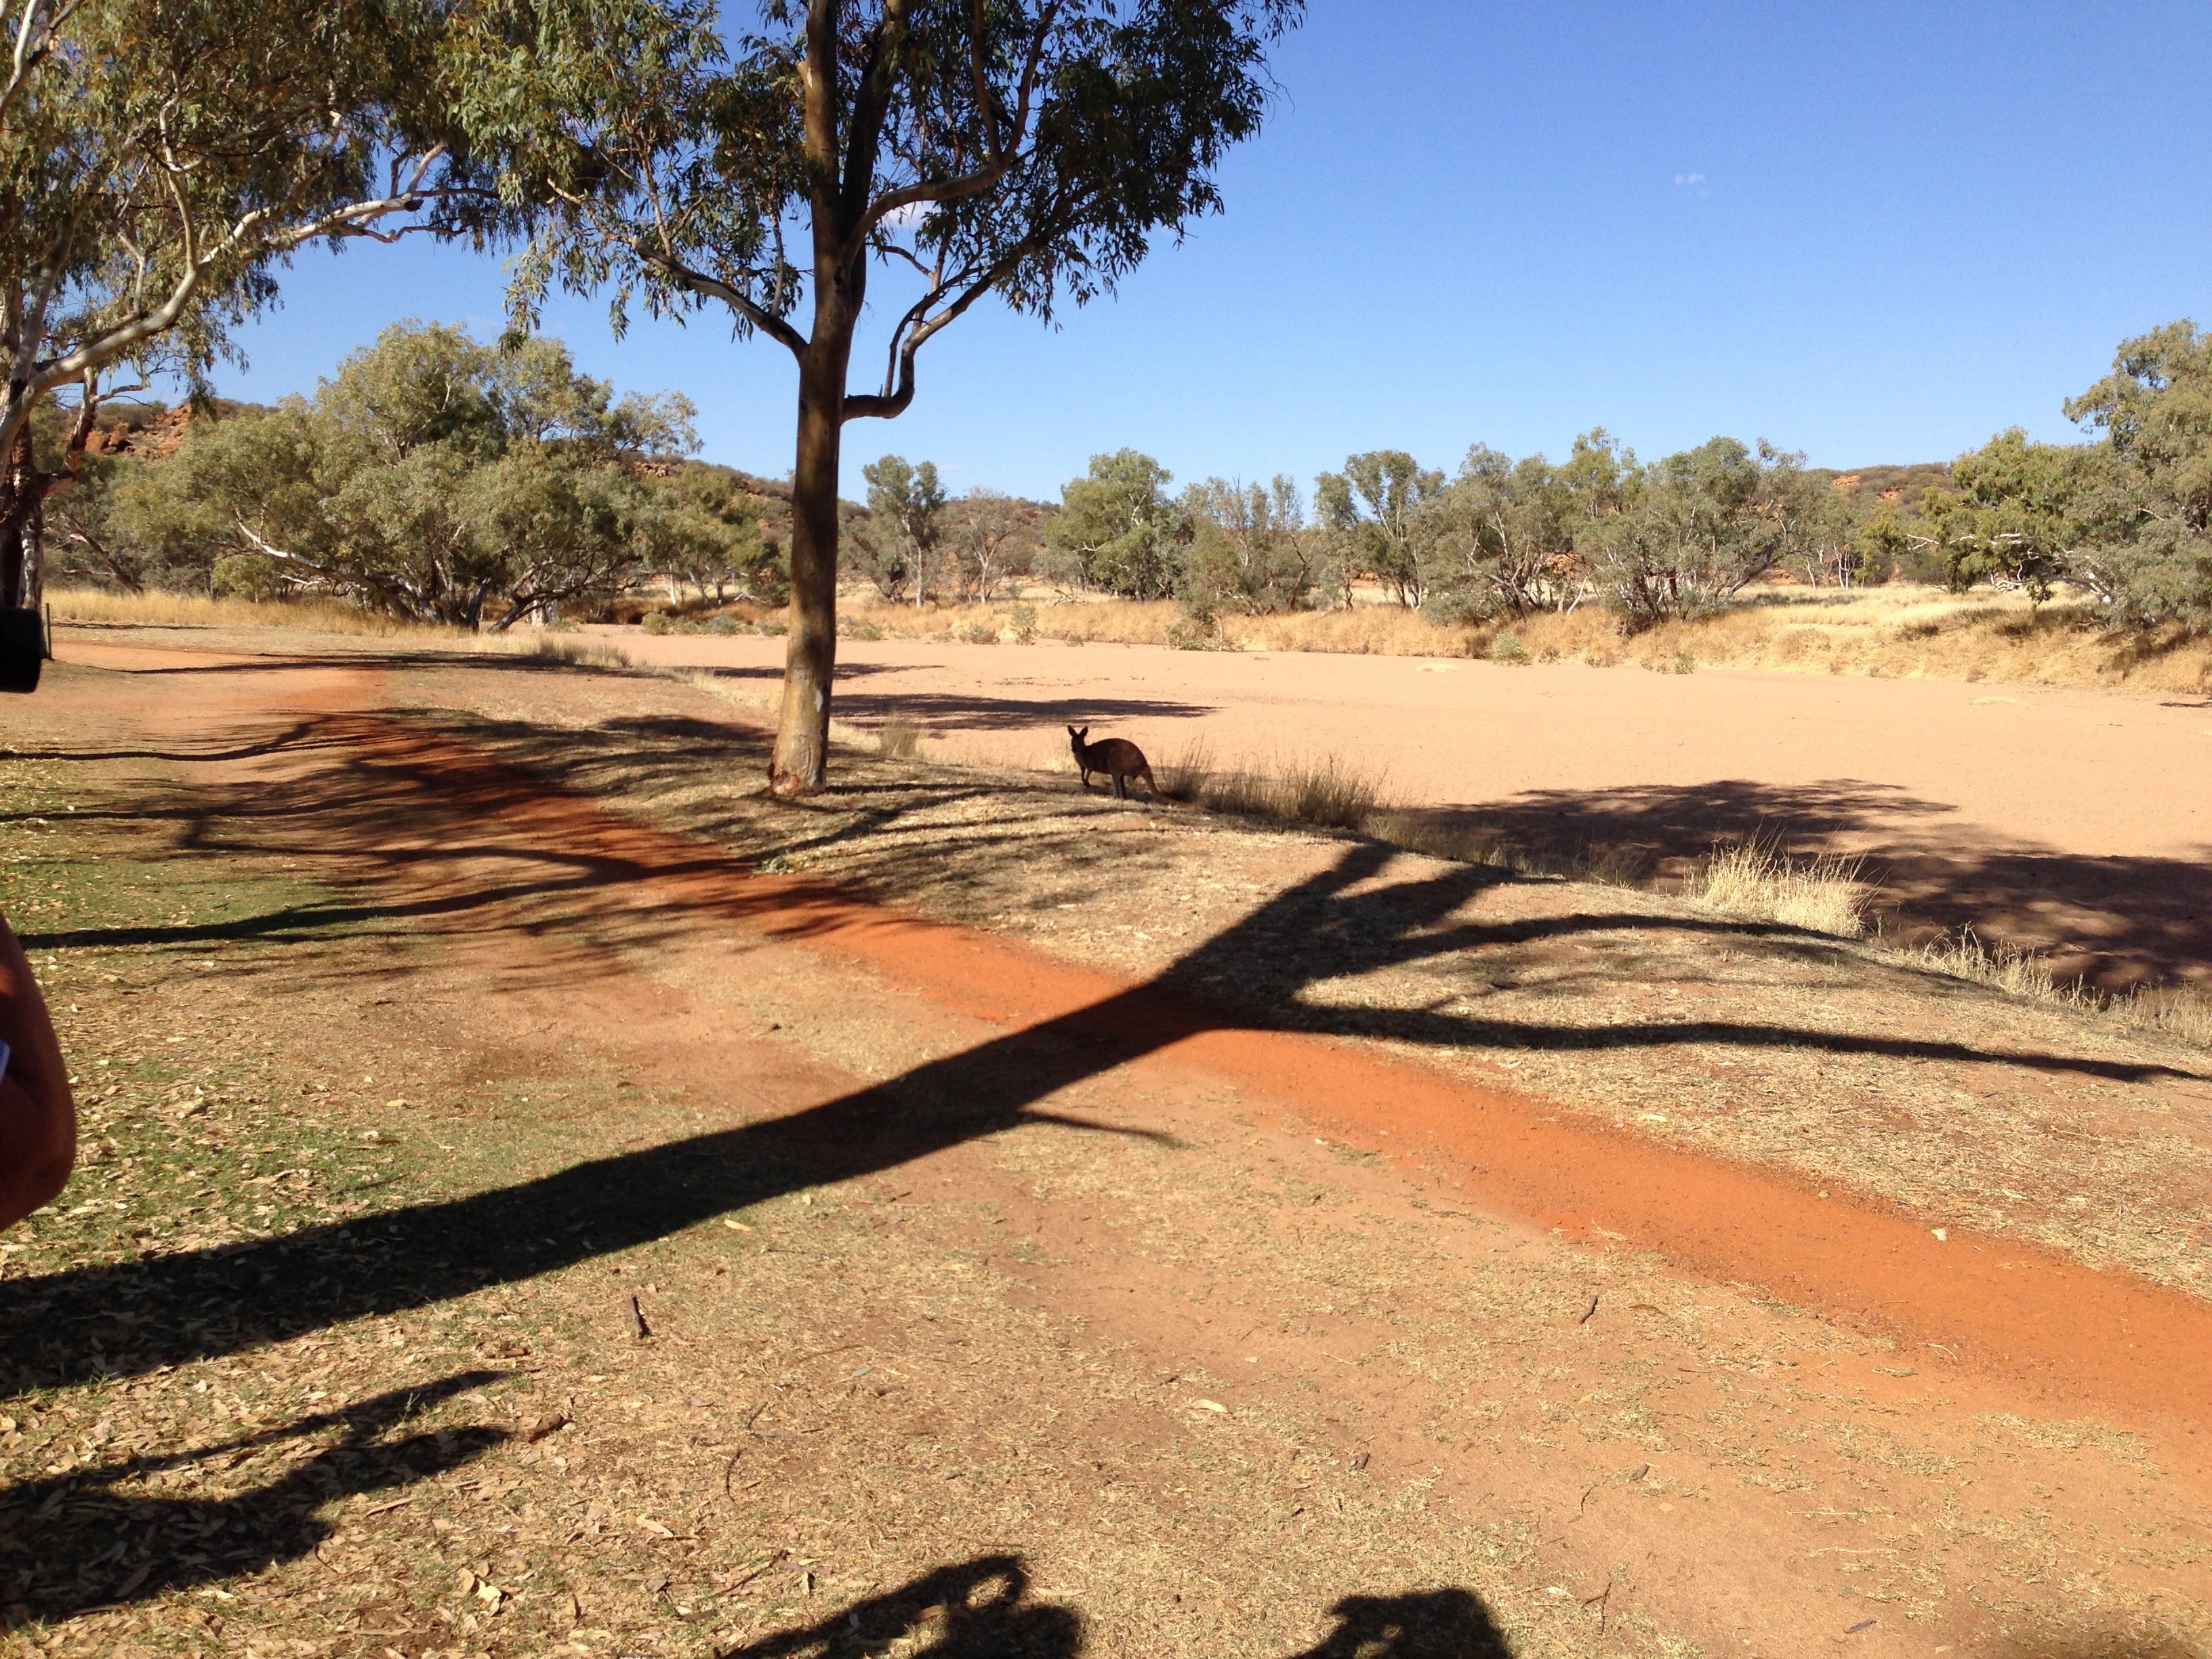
[
  {"xmin": 1043, "ymin": 447, "xmax": 1179, "ymax": 597},
  {"xmin": 0, "ymin": 0, "xmax": 476, "ymax": 607},
  {"xmin": 2060, "ymin": 319, "xmax": 2212, "ymax": 625},
  {"xmin": 457, "ymin": 0, "xmax": 1301, "ymax": 794},
  {"xmin": 861, "ymin": 453, "xmax": 947, "ymax": 605},
  {"xmin": 1179, "ymin": 474, "xmax": 1311, "ymax": 614},
  {"xmin": 1583, "ymin": 437, "xmax": 1808, "ymax": 628},
  {"xmin": 1315, "ymin": 451, "xmax": 1445, "ymax": 608},
  {"xmin": 122, "ymin": 321, "xmax": 699, "ymax": 626},
  {"xmin": 1415, "ymin": 444, "xmax": 1583, "ymax": 622},
  {"xmin": 1912, "ymin": 428, "xmax": 2089, "ymax": 604}
]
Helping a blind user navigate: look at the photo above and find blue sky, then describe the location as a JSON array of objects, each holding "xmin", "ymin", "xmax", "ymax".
[{"xmin": 216, "ymin": 1, "xmax": 2212, "ymax": 501}]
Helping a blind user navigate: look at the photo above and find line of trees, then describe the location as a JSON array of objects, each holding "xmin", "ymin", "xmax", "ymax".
[
  {"xmin": 1015, "ymin": 318, "xmax": 2212, "ymax": 635},
  {"xmin": 1024, "ymin": 431, "xmax": 1883, "ymax": 632}
]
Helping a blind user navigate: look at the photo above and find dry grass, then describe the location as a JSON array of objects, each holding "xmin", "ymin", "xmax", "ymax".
[
  {"xmin": 876, "ymin": 716, "xmax": 927, "ymax": 760},
  {"xmin": 45, "ymin": 586, "xmax": 466, "ymax": 639},
  {"xmin": 1158, "ymin": 739, "xmax": 1388, "ymax": 832},
  {"xmin": 1689, "ymin": 841, "xmax": 1870, "ymax": 939},
  {"xmin": 1905, "ymin": 927, "xmax": 2212, "ymax": 1048},
  {"xmin": 842, "ymin": 584, "xmax": 2212, "ymax": 693},
  {"xmin": 60, "ymin": 581, "xmax": 2212, "ymax": 693}
]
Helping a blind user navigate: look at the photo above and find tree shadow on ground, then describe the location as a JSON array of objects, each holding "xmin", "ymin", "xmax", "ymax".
[
  {"xmin": 0, "ymin": 1371, "xmax": 505, "ymax": 1627},
  {"xmin": 1399, "ymin": 779, "xmax": 2212, "ymax": 989},
  {"xmin": 710, "ymin": 1557, "xmax": 1513, "ymax": 1659},
  {"xmin": 9, "ymin": 810, "xmax": 2196, "ymax": 1399}
]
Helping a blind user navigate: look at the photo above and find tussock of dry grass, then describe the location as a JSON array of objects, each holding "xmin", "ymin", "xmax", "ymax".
[
  {"xmin": 876, "ymin": 716, "xmax": 927, "ymax": 760},
  {"xmin": 482, "ymin": 633, "xmax": 637, "ymax": 671},
  {"xmin": 1160, "ymin": 740, "xmax": 1387, "ymax": 832},
  {"xmin": 1690, "ymin": 842, "xmax": 1870, "ymax": 939}
]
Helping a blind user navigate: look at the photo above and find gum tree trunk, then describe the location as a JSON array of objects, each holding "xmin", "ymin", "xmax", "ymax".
[{"xmin": 770, "ymin": 346, "xmax": 851, "ymax": 795}]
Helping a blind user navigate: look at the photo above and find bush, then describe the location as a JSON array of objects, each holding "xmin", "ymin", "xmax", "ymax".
[
  {"xmin": 876, "ymin": 717, "xmax": 925, "ymax": 760},
  {"xmin": 840, "ymin": 615, "xmax": 884, "ymax": 641},
  {"xmin": 1488, "ymin": 630, "xmax": 1530, "ymax": 665},
  {"xmin": 1009, "ymin": 602, "xmax": 1039, "ymax": 644},
  {"xmin": 640, "ymin": 610, "xmax": 672, "ymax": 635}
]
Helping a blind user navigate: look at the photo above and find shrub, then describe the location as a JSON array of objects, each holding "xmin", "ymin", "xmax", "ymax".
[
  {"xmin": 1488, "ymin": 631, "xmax": 1530, "ymax": 665},
  {"xmin": 1692, "ymin": 842, "xmax": 1867, "ymax": 938},
  {"xmin": 640, "ymin": 610, "xmax": 672, "ymax": 635},
  {"xmin": 1009, "ymin": 602, "xmax": 1039, "ymax": 644},
  {"xmin": 876, "ymin": 717, "xmax": 925, "ymax": 759},
  {"xmin": 841, "ymin": 615, "xmax": 884, "ymax": 641}
]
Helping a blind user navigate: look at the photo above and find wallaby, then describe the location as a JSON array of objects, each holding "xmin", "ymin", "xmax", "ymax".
[{"xmin": 1067, "ymin": 724, "xmax": 1165, "ymax": 802}]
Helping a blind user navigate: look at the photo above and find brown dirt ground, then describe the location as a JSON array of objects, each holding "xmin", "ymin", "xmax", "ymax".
[
  {"xmin": 596, "ymin": 627, "xmax": 2212, "ymax": 990},
  {"xmin": 2, "ymin": 631, "xmax": 2210, "ymax": 1659}
]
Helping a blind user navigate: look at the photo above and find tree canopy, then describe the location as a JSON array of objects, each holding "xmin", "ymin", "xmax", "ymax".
[
  {"xmin": 453, "ymin": 0, "xmax": 1303, "ymax": 792},
  {"xmin": 0, "ymin": 0, "xmax": 481, "ymax": 605},
  {"xmin": 111, "ymin": 322, "xmax": 747, "ymax": 628}
]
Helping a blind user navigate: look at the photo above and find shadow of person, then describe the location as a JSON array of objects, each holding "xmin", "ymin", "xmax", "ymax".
[
  {"xmin": 0, "ymin": 1370, "xmax": 506, "ymax": 1629},
  {"xmin": 1286, "ymin": 1588, "xmax": 1513, "ymax": 1659},
  {"xmin": 716, "ymin": 1553, "xmax": 1080, "ymax": 1658}
]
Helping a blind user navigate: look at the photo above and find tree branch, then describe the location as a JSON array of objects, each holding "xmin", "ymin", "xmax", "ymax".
[{"xmin": 630, "ymin": 241, "xmax": 808, "ymax": 359}]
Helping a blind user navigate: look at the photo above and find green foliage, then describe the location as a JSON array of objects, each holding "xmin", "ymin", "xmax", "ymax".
[
  {"xmin": 0, "ymin": 0, "xmax": 483, "ymax": 601},
  {"xmin": 1581, "ymin": 436, "xmax": 1811, "ymax": 628},
  {"xmin": 1315, "ymin": 451, "xmax": 1445, "ymax": 608},
  {"xmin": 855, "ymin": 455, "xmax": 947, "ymax": 601},
  {"xmin": 457, "ymin": 1, "xmax": 1304, "ymax": 378},
  {"xmin": 1043, "ymin": 449, "xmax": 1181, "ymax": 598},
  {"xmin": 1916, "ymin": 428, "xmax": 2089, "ymax": 602},
  {"xmin": 1176, "ymin": 476, "xmax": 1314, "ymax": 616},
  {"xmin": 946, "ymin": 489, "xmax": 1036, "ymax": 603},
  {"xmin": 113, "ymin": 321, "xmax": 706, "ymax": 628},
  {"xmin": 2059, "ymin": 320, "xmax": 2212, "ymax": 626},
  {"xmin": 1417, "ymin": 438, "xmax": 1610, "ymax": 623}
]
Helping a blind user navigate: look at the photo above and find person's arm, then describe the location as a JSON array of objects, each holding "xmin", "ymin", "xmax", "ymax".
[{"xmin": 0, "ymin": 914, "xmax": 73, "ymax": 1230}]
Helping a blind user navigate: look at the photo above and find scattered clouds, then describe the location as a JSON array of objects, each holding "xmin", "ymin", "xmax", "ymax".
[{"xmin": 1673, "ymin": 172, "xmax": 1706, "ymax": 186}]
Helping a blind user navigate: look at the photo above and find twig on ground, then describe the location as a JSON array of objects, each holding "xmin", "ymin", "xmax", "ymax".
[{"xmin": 628, "ymin": 1294, "xmax": 651, "ymax": 1340}]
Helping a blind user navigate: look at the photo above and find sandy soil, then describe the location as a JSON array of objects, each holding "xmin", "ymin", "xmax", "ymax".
[
  {"xmin": 598, "ymin": 629, "xmax": 2212, "ymax": 987},
  {"xmin": 4, "ymin": 636, "xmax": 2211, "ymax": 1659}
]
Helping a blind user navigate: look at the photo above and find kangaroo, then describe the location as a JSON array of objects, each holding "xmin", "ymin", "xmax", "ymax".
[{"xmin": 1067, "ymin": 724, "xmax": 1165, "ymax": 802}]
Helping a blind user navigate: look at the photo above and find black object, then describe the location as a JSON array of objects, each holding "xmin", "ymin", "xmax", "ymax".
[{"xmin": 0, "ymin": 607, "xmax": 41, "ymax": 693}]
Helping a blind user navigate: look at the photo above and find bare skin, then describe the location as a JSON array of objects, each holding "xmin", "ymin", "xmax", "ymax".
[{"xmin": 0, "ymin": 912, "xmax": 74, "ymax": 1229}]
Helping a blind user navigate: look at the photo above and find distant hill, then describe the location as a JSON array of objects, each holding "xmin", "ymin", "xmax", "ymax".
[{"xmin": 1814, "ymin": 462, "xmax": 1955, "ymax": 510}]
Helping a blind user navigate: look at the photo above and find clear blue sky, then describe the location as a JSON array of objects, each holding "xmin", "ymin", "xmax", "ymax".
[{"xmin": 213, "ymin": 1, "xmax": 2212, "ymax": 502}]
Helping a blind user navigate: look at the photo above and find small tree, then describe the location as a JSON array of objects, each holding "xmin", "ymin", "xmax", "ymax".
[
  {"xmin": 1042, "ymin": 449, "xmax": 1180, "ymax": 598},
  {"xmin": 1584, "ymin": 436, "xmax": 1806, "ymax": 628},
  {"xmin": 457, "ymin": 0, "xmax": 1301, "ymax": 794},
  {"xmin": 123, "ymin": 321, "xmax": 697, "ymax": 625},
  {"xmin": 0, "ymin": 0, "xmax": 476, "ymax": 608},
  {"xmin": 947, "ymin": 487, "xmax": 1032, "ymax": 603},
  {"xmin": 1416, "ymin": 444, "xmax": 1584, "ymax": 623},
  {"xmin": 1179, "ymin": 475, "xmax": 1311, "ymax": 615},
  {"xmin": 1915, "ymin": 428, "xmax": 2088, "ymax": 604},
  {"xmin": 1315, "ymin": 451, "xmax": 1444, "ymax": 609},
  {"xmin": 861, "ymin": 453, "xmax": 947, "ymax": 606},
  {"xmin": 2060, "ymin": 319, "xmax": 2212, "ymax": 626}
]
